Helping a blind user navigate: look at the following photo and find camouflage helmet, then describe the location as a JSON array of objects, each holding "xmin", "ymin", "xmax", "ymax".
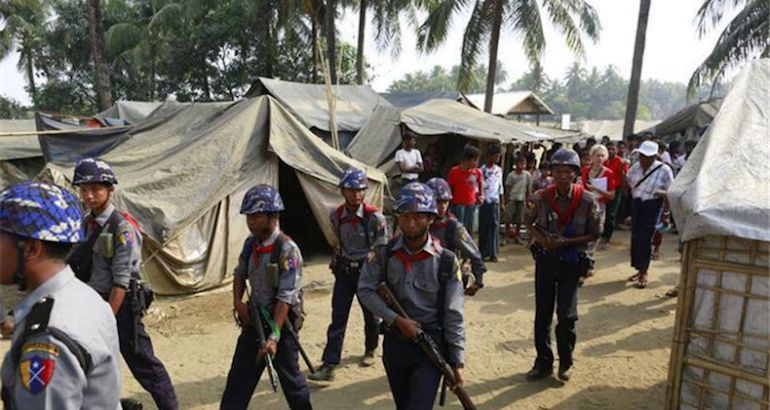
[
  {"xmin": 73, "ymin": 157, "xmax": 118, "ymax": 186},
  {"xmin": 395, "ymin": 182, "xmax": 437, "ymax": 215},
  {"xmin": 240, "ymin": 184, "xmax": 285, "ymax": 214},
  {"xmin": 549, "ymin": 148, "xmax": 581, "ymax": 173},
  {"xmin": 0, "ymin": 181, "xmax": 84, "ymax": 243},
  {"xmin": 425, "ymin": 177, "xmax": 453, "ymax": 201},
  {"xmin": 338, "ymin": 167, "xmax": 368, "ymax": 190}
]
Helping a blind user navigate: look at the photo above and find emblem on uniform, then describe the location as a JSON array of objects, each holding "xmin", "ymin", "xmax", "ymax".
[
  {"xmin": 287, "ymin": 257, "xmax": 298, "ymax": 271},
  {"xmin": 20, "ymin": 356, "xmax": 56, "ymax": 394},
  {"xmin": 118, "ymin": 230, "xmax": 134, "ymax": 247},
  {"xmin": 21, "ymin": 342, "xmax": 59, "ymax": 357}
]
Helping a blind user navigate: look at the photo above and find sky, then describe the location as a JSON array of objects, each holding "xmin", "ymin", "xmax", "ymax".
[{"xmin": 1, "ymin": 0, "xmax": 741, "ymax": 105}]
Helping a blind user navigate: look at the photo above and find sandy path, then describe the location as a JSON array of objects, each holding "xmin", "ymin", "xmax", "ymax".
[{"xmin": 0, "ymin": 230, "xmax": 682, "ymax": 409}]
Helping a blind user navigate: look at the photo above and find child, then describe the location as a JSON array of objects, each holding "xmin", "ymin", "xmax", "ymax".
[
  {"xmin": 446, "ymin": 145, "xmax": 484, "ymax": 234},
  {"xmin": 503, "ymin": 156, "xmax": 531, "ymax": 244},
  {"xmin": 479, "ymin": 145, "xmax": 504, "ymax": 261},
  {"xmin": 532, "ymin": 161, "xmax": 553, "ymax": 192}
]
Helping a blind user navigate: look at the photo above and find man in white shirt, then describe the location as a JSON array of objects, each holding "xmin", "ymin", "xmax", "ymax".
[
  {"xmin": 479, "ymin": 145, "xmax": 504, "ymax": 262},
  {"xmin": 394, "ymin": 133, "xmax": 423, "ymax": 183},
  {"xmin": 626, "ymin": 141, "xmax": 674, "ymax": 289}
]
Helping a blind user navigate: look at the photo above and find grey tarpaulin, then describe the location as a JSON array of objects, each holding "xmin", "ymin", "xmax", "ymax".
[
  {"xmin": 245, "ymin": 77, "xmax": 392, "ymax": 132},
  {"xmin": 381, "ymin": 91, "xmax": 471, "ymax": 108},
  {"xmin": 93, "ymin": 100, "xmax": 162, "ymax": 126},
  {"xmin": 36, "ymin": 113, "xmax": 133, "ymax": 164},
  {"xmin": 45, "ymin": 96, "xmax": 385, "ymax": 295},
  {"xmin": 643, "ymin": 99, "xmax": 721, "ymax": 139},
  {"xmin": 669, "ymin": 59, "xmax": 770, "ymax": 243},
  {"xmin": 0, "ymin": 119, "xmax": 44, "ymax": 188},
  {"xmin": 345, "ymin": 105, "xmax": 403, "ymax": 167}
]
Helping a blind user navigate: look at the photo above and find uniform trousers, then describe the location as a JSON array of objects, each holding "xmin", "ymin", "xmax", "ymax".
[
  {"xmin": 321, "ymin": 268, "xmax": 379, "ymax": 365},
  {"xmin": 630, "ymin": 198, "xmax": 664, "ymax": 272},
  {"xmin": 534, "ymin": 255, "xmax": 580, "ymax": 370},
  {"xmin": 116, "ymin": 296, "xmax": 178, "ymax": 410},
  {"xmin": 382, "ymin": 330, "xmax": 443, "ymax": 410},
  {"xmin": 221, "ymin": 324, "xmax": 312, "ymax": 410},
  {"xmin": 478, "ymin": 202, "xmax": 500, "ymax": 259}
]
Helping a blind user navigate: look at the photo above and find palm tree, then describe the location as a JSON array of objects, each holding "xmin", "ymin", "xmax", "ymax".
[
  {"xmin": 622, "ymin": 0, "xmax": 651, "ymax": 139},
  {"xmin": 0, "ymin": 0, "xmax": 49, "ymax": 99},
  {"xmin": 86, "ymin": 0, "xmax": 113, "ymax": 110},
  {"xmin": 688, "ymin": 0, "xmax": 769, "ymax": 98},
  {"xmin": 417, "ymin": 0, "xmax": 601, "ymax": 113}
]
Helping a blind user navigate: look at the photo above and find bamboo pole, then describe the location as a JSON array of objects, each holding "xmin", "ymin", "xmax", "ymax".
[{"xmin": 316, "ymin": 36, "xmax": 340, "ymax": 150}]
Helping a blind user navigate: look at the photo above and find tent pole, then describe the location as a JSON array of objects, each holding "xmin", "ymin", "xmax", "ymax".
[{"xmin": 317, "ymin": 36, "xmax": 340, "ymax": 150}]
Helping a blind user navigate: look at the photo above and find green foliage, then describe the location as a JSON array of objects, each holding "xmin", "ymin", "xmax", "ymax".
[
  {"xmin": 388, "ymin": 62, "xmax": 507, "ymax": 93},
  {"xmin": 389, "ymin": 62, "xmax": 691, "ymax": 120},
  {"xmin": 0, "ymin": 94, "xmax": 32, "ymax": 119}
]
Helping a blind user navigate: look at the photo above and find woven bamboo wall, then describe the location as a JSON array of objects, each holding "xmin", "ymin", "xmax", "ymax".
[{"xmin": 667, "ymin": 236, "xmax": 770, "ymax": 410}]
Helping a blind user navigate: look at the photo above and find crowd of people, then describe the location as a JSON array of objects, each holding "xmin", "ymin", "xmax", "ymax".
[{"xmin": 0, "ymin": 129, "xmax": 694, "ymax": 409}]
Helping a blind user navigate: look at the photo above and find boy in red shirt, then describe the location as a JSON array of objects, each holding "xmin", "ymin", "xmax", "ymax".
[{"xmin": 446, "ymin": 145, "xmax": 484, "ymax": 234}]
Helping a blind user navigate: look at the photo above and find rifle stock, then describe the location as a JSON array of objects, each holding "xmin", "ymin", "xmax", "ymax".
[
  {"xmin": 249, "ymin": 301, "xmax": 279, "ymax": 393},
  {"xmin": 376, "ymin": 282, "xmax": 476, "ymax": 410}
]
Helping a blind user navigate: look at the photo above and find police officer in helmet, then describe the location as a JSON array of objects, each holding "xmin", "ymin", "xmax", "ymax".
[
  {"xmin": 358, "ymin": 182, "xmax": 466, "ymax": 409},
  {"xmin": 221, "ymin": 184, "xmax": 312, "ymax": 410},
  {"xmin": 309, "ymin": 168, "xmax": 388, "ymax": 383},
  {"xmin": 0, "ymin": 182, "xmax": 121, "ymax": 409},
  {"xmin": 525, "ymin": 149, "xmax": 600, "ymax": 382},
  {"xmin": 68, "ymin": 158, "xmax": 178, "ymax": 409}
]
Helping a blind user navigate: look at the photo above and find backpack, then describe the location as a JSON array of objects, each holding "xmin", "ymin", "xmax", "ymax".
[
  {"xmin": 69, "ymin": 210, "xmax": 142, "ymax": 283},
  {"xmin": 334, "ymin": 204, "xmax": 378, "ymax": 253},
  {"xmin": 243, "ymin": 233, "xmax": 306, "ymax": 331}
]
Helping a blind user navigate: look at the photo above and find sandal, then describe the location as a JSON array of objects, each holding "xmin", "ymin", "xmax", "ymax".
[
  {"xmin": 651, "ymin": 250, "xmax": 661, "ymax": 260},
  {"xmin": 634, "ymin": 276, "xmax": 648, "ymax": 289},
  {"xmin": 665, "ymin": 287, "xmax": 679, "ymax": 298},
  {"xmin": 627, "ymin": 273, "xmax": 640, "ymax": 282}
]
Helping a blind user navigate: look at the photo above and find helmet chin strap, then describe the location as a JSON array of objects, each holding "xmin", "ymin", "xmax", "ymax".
[{"xmin": 14, "ymin": 239, "xmax": 26, "ymax": 291}]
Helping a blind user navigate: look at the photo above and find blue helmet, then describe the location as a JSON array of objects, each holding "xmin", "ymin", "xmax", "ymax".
[
  {"xmin": 549, "ymin": 148, "xmax": 581, "ymax": 173},
  {"xmin": 338, "ymin": 167, "xmax": 368, "ymax": 190},
  {"xmin": 395, "ymin": 182, "xmax": 437, "ymax": 215},
  {"xmin": 240, "ymin": 184, "xmax": 285, "ymax": 214},
  {"xmin": 73, "ymin": 157, "xmax": 118, "ymax": 186},
  {"xmin": 0, "ymin": 182, "xmax": 84, "ymax": 243},
  {"xmin": 425, "ymin": 177, "xmax": 452, "ymax": 201}
]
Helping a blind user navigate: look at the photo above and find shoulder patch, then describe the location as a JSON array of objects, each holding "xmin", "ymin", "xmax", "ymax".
[
  {"xmin": 22, "ymin": 342, "xmax": 59, "ymax": 357},
  {"xmin": 117, "ymin": 229, "xmax": 134, "ymax": 248},
  {"xmin": 454, "ymin": 257, "xmax": 462, "ymax": 281},
  {"xmin": 20, "ymin": 356, "xmax": 56, "ymax": 394}
]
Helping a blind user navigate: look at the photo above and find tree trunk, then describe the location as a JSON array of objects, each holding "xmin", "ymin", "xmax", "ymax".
[
  {"xmin": 25, "ymin": 52, "xmax": 37, "ymax": 99},
  {"xmin": 312, "ymin": 17, "xmax": 319, "ymax": 83},
  {"xmin": 356, "ymin": 0, "xmax": 367, "ymax": 84},
  {"xmin": 86, "ymin": 0, "xmax": 113, "ymax": 111},
  {"xmin": 484, "ymin": 0, "xmax": 504, "ymax": 113},
  {"xmin": 623, "ymin": 0, "xmax": 651, "ymax": 138},
  {"xmin": 325, "ymin": 0, "xmax": 338, "ymax": 84}
]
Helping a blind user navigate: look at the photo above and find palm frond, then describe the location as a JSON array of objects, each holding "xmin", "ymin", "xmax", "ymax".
[
  {"xmin": 694, "ymin": 0, "xmax": 747, "ymax": 37},
  {"xmin": 541, "ymin": 0, "xmax": 587, "ymax": 58},
  {"xmin": 576, "ymin": 0, "xmax": 601, "ymax": 42},
  {"xmin": 457, "ymin": 0, "xmax": 493, "ymax": 92},
  {"xmin": 505, "ymin": 0, "xmax": 545, "ymax": 64},
  {"xmin": 689, "ymin": 0, "xmax": 768, "ymax": 95},
  {"xmin": 417, "ymin": 0, "xmax": 471, "ymax": 53},
  {"xmin": 106, "ymin": 22, "xmax": 146, "ymax": 57},
  {"xmin": 148, "ymin": 2, "xmax": 183, "ymax": 34}
]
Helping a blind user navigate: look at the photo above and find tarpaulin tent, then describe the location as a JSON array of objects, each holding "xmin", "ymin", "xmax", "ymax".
[
  {"xmin": 45, "ymin": 96, "xmax": 385, "ymax": 295},
  {"xmin": 36, "ymin": 113, "xmax": 133, "ymax": 164},
  {"xmin": 0, "ymin": 119, "xmax": 44, "ymax": 188},
  {"xmin": 644, "ymin": 99, "xmax": 721, "ymax": 141},
  {"xmin": 575, "ymin": 119, "xmax": 658, "ymax": 141},
  {"xmin": 381, "ymin": 91, "xmax": 472, "ymax": 108},
  {"xmin": 665, "ymin": 59, "xmax": 769, "ymax": 409},
  {"xmin": 466, "ymin": 91, "xmax": 554, "ymax": 116},
  {"xmin": 93, "ymin": 100, "xmax": 162, "ymax": 126},
  {"xmin": 245, "ymin": 78, "xmax": 392, "ymax": 149}
]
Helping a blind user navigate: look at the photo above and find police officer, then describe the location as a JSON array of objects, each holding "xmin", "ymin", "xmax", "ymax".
[
  {"xmin": 525, "ymin": 149, "xmax": 600, "ymax": 382},
  {"xmin": 0, "ymin": 182, "xmax": 121, "ymax": 409},
  {"xmin": 309, "ymin": 168, "xmax": 388, "ymax": 383},
  {"xmin": 426, "ymin": 177, "xmax": 486, "ymax": 296},
  {"xmin": 221, "ymin": 184, "xmax": 312, "ymax": 410},
  {"xmin": 358, "ymin": 182, "xmax": 465, "ymax": 409},
  {"xmin": 67, "ymin": 158, "xmax": 178, "ymax": 409}
]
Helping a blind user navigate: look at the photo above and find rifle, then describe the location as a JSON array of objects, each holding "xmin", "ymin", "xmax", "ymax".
[
  {"xmin": 376, "ymin": 282, "xmax": 476, "ymax": 410},
  {"xmin": 249, "ymin": 300, "xmax": 279, "ymax": 393},
  {"xmin": 128, "ymin": 279, "xmax": 142, "ymax": 355},
  {"xmin": 283, "ymin": 319, "xmax": 316, "ymax": 374}
]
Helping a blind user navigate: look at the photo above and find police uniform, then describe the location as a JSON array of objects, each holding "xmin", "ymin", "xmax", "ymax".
[
  {"xmin": 426, "ymin": 177, "xmax": 486, "ymax": 289},
  {"xmin": 524, "ymin": 149, "xmax": 600, "ymax": 379},
  {"xmin": 221, "ymin": 185, "xmax": 312, "ymax": 410},
  {"xmin": 430, "ymin": 214, "xmax": 486, "ymax": 288},
  {"xmin": 319, "ymin": 203, "xmax": 388, "ymax": 366},
  {"xmin": 358, "ymin": 183, "xmax": 465, "ymax": 409},
  {"xmin": 69, "ymin": 158, "xmax": 178, "ymax": 409},
  {"xmin": 0, "ymin": 182, "xmax": 121, "ymax": 409}
]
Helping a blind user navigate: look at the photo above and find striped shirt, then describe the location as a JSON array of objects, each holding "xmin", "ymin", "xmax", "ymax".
[{"xmin": 628, "ymin": 160, "xmax": 674, "ymax": 201}]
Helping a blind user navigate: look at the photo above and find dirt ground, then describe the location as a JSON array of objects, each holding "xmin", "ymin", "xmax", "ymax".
[{"xmin": 0, "ymin": 229, "xmax": 682, "ymax": 409}]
